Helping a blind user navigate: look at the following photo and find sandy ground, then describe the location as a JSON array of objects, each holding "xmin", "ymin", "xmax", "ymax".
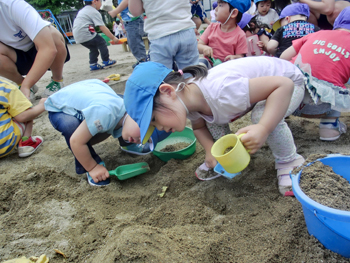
[{"xmin": 1, "ymin": 42, "xmax": 350, "ymax": 263}]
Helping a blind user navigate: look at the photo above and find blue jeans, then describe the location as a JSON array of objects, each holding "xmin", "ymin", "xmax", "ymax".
[
  {"xmin": 124, "ymin": 17, "xmax": 147, "ymax": 62},
  {"xmin": 81, "ymin": 34, "xmax": 109, "ymax": 64},
  {"xmin": 150, "ymin": 28, "xmax": 199, "ymax": 69},
  {"xmin": 48, "ymin": 111, "xmax": 102, "ymax": 174}
]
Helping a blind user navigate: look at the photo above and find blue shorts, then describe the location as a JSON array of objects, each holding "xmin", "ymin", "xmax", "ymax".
[{"xmin": 15, "ymin": 43, "xmax": 71, "ymax": 75}]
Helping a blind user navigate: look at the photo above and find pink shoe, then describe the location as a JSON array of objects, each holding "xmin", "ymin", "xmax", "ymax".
[
  {"xmin": 18, "ymin": 136, "xmax": 43, "ymax": 157},
  {"xmin": 276, "ymin": 156, "xmax": 305, "ymax": 196}
]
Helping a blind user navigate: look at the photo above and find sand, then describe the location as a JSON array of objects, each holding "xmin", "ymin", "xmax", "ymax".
[{"xmin": 1, "ymin": 43, "xmax": 350, "ymax": 263}]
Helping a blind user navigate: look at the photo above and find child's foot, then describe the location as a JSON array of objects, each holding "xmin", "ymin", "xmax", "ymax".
[
  {"xmin": 18, "ymin": 136, "xmax": 43, "ymax": 158},
  {"xmin": 276, "ymin": 156, "xmax": 305, "ymax": 196},
  {"xmin": 132, "ymin": 59, "xmax": 146, "ymax": 69},
  {"xmin": 43, "ymin": 78, "xmax": 64, "ymax": 97},
  {"xmin": 86, "ymin": 161, "xmax": 110, "ymax": 186},
  {"xmin": 319, "ymin": 118, "xmax": 347, "ymax": 141},
  {"xmin": 90, "ymin": 63, "xmax": 105, "ymax": 71},
  {"xmin": 120, "ymin": 142, "xmax": 151, "ymax": 155},
  {"xmin": 195, "ymin": 163, "xmax": 221, "ymax": 181},
  {"xmin": 102, "ymin": 59, "xmax": 117, "ymax": 68}
]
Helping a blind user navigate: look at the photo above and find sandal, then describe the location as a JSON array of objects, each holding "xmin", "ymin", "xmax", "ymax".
[{"xmin": 276, "ymin": 156, "xmax": 305, "ymax": 196}]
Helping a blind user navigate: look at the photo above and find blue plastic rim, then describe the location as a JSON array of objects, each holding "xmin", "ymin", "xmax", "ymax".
[{"xmin": 291, "ymin": 154, "xmax": 350, "ymax": 258}]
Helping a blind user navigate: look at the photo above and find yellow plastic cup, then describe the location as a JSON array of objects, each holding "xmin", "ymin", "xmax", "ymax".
[{"xmin": 211, "ymin": 134, "xmax": 250, "ymax": 174}]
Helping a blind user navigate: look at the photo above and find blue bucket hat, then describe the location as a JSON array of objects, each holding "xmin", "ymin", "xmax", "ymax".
[
  {"xmin": 238, "ymin": 13, "xmax": 253, "ymax": 29},
  {"xmin": 333, "ymin": 6, "xmax": 350, "ymax": 30},
  {"xmin": 223, "ymin": 0, "xmax": 251, "ymax": 14},
  {"xmin": 124, "ymin": 62, "xmax": 172, "ymax": 144},
  {"xmin": 272, "ymin": 3, "xmax": 310, "ymax": 31}
]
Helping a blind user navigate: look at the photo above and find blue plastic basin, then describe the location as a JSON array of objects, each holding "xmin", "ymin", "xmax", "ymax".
[{"xmin": 291, "ymin": 154, "xmax": 350, "ymax": 258}]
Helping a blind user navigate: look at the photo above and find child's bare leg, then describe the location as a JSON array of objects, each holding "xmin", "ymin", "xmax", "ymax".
[
  {"xmin": 0, "ymin": 42, "xmax": 24, "ymax": 85},
  {"xmin": 48, "ymin": 26, "xmax": 66, "ymax": 82},
  {"xmin": 23, "ymin": 120, "xmax": 33, "ymax": 138}
]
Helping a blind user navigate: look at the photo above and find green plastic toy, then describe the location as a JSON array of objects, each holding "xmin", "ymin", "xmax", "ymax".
[
  {"xmin": 108, "ymin": 162, "xmax": 150, "ymax": 180},
  {"xmin": 210, "ymin": 57, "xmax": 222, "ymax": 67}
]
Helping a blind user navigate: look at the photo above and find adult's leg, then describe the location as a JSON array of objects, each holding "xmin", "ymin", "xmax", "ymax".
[
  {"xmin": 124, "ymin": 18, "xmax": 147, "ymax": 62},
  {"xmin": 0, "ymin": 42, "xmax": 23, "ymax": 84},
  {"xmin": 48, "ymin": 111, "xmax": 102, "ymax": 174}
]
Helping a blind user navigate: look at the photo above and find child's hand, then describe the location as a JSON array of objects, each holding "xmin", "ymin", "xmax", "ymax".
[
  {"xmin": 257, "ymin": 41, "xmax": 264, "ymax": 49},
  {"xmin": 202, "ymin": 46, "xmax": 213, "ymax": 58},
  {"xmin": 205, "ymin": 151, "xmax": 218, "ymax": 169},
  {"xmin": 236, "ymin": 124, "xmax": 270, "ymax": 154},
  {"xmin": 89, "ymin": 164, "xmax": 110, "ymax": 183}
]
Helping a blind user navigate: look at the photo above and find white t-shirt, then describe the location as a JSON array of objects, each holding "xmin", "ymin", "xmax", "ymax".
[
  {"xmin": 142, "ymin": 0, "xmax": 195, "ymax": 40},
  {"xmin": 255, "ymin": 8, "xmax": 279, "ymax": 29},
  {"xmin": 188, "ymin": 56, "xmax": 304, "ymax": 124},
  {"xmin": 0, "ymin": 0, "xmax": 50, "ymax": 51}
]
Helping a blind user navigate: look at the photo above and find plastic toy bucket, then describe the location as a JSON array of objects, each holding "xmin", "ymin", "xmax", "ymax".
[
  {"xmin": 153, "ymin": 127, "xmax": 196, "ymax": 162},
  {"xmin": 99, "ymin": 33, "xmax": 110, "ymax": 46},
  {"xmin": 291, "ymin": 154, "xmax": 350, "ymax": 258}
]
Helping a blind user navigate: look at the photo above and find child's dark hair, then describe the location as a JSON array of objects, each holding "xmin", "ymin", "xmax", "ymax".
[
  {"xmin": 217, "ymin": 0, "xmax": 243, "ymax": 23},
  {"xmin": 84, "ymin": 1, "xmax": 92, "ymax": 5},
  {"xmin": 255, "ymin": 0, "xmax": 271, "ymax": 8},
  {"xmin": 153, "ymin": 65, "xmax": 208, "ymax": 112}
]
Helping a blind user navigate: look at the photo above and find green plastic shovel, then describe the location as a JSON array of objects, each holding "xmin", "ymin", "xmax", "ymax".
[
  {"xmin": 209, "ymin": 57, "xmax": 222, "ymax": 67},
  {"xmin": 108, "ymin": 162, "xmax": 150, "ymax": 180}
]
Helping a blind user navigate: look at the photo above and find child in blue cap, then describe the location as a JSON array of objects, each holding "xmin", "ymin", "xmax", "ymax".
[
  {"xmin": 266, "ymin": 3, "xmax": 320, "ymax": 58},
  {"xmin": 210, "ymin": 1, "xmax": 218, "ymax": 22},
  {"xmin": 124, "ymin": 57, "xmax": 306, "ymax": 197},
  {"xmin": 280, "ymin": 6, "xmax": 350, "ymax": 142},
  {"xmin": 198, "ymin": 0, "xmax": 251, "ymax": 68},
  {"xmin": 45, "ymin": 79, "xmax": 169, "ymax": 187}
]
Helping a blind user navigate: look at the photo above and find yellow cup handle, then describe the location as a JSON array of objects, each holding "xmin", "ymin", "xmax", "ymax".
[{"xmin": 237, "ymin": 133, "xmax": 250, "ymax": 153}]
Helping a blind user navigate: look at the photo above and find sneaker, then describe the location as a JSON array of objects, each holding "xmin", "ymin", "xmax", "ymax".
[
  {"xmin": 102, "ymin": 59, "xmax": 117, "ymax": 68},
  {"xmin": 43, "ymin": 79, "xmax": 64, "ymax": 97},
  {"xmin": 319, "ymin": 118, "xmax": 347, "ymax": 141},
  {"xmin": 86, "ymin": 161, "xmax": 110, "ymax": 187},
  {"xmin": 132, "ymin": 59, "xmax": 146, "ymax": 69},
  {"xmin": 18, "ymin": 136, "xmax": 43, "ymax": 158},
  {"xmin": 195, "ymin": 163, "xmax": 221, "ymax": 181},
  {"xmin": 90, "ymin": 63, "xmax": 105, "ymax": 71},
  {"xmin": 120, "ymin": 142, "xmax": 151, "ymax": 155},
  {"xmin": 276, "ymin": 156, "xmax": 305, "ymax": 196}
]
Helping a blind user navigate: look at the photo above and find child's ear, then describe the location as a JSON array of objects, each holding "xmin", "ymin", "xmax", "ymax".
[
  {"xmin": 159, "ymin": 84, "xmax": 176, "ymax": 97},
  {"xmin": 231, "ymin": 9, "xmax": 239, "ymax": 19}
]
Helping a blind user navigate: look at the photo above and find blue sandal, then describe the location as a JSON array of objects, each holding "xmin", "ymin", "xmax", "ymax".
[
  {"xmin": 102, "ymin": 60, "xmax": 117, "ymax": 67},
  {"xmin": 90, "ymin": 63, "xmax": 104, "ymax": 71}
]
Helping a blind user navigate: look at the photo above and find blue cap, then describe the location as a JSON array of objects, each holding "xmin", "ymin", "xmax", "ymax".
[
  {"xmin": 272, "ymin": 3, "xmax": 310, "ymax": 31},
  {"xmin": 213, "ymin": 1, "xmax": 218, "ymax": 9},
  {"xmin": 333, "ymin": 6, "xmax": 350, "ymax": 30},
  {"xmin": 238, "ymin": 13, "xmax": 253, "ymax": 28},
  {"xmin": 223, "ymin": 0, "xmax": 251, "ymax": 14},
  {"xmin": 124, "ymin": 62, "xmax": 172, "ymax": 144}
]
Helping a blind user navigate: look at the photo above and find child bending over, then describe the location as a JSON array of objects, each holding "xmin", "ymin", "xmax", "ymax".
[
  {"xmin": 280, "ymin": 7, "xmax": 350, "ymax": 141},
  {"xmin": 44, "ymin": 79, "xmax": 168, "ymax": 187},
  {"xmin": 267, "ymin": 3, "xmax": 320, "ymax": 57},
  {"xmin": 0, "ymin": 79, "xmax": 45, "ymax": 158},
  {"xmin": 123, "ymin": 57, "xmax": 306, "ymax": 197},
  {"xmin": 198, "ymin": 0, "xmax": 250, "ymax": 68}
]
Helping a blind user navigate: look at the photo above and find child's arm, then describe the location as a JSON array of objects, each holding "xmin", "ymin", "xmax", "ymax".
[
  {"xmin": 224, "ymin": 54, "xmax": 245, "ymax": 61},
  {"xmin": 191, "ymin": 118, "xmax": 217, "ymax": 168},
  {"xmin": 299, "ymin": 0, "xmax": 335, "ymax": 15},
  {"xmin": 13, "ymin": 98, "xmax": 47, "ymax": 123},
  {"xmin": 70, "ymin": 120, "xmax": 109, "ymax": 183},
  {"xmin": 198, "ymin": 39, "xmax": 214, "ymax": 58},
  {"xmin": 99, "ymin": 25, "xmax": 120, "ymax": 44},
  {"xmin": 279, "ymin": 45, "xmax": 297, "ymax": 61},
  {"xmin": 236, "ymin": 76, "xmax": 294, "ymax": 154},
  {"xmin": 108, "ymin": 0, "xmax": 128, "ymax": 18},
  {"xmin": 266, "ymin": 39, "xmax": 279, "ymax": 55},
  {"xmin": 128, "ymin": 0, "xmax": 145, "ymax": 17}
]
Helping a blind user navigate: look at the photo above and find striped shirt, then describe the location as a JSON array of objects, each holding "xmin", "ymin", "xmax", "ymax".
[{"xmin": 0, "ymin": 80, "xmax": 31, "ymax": 158}]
